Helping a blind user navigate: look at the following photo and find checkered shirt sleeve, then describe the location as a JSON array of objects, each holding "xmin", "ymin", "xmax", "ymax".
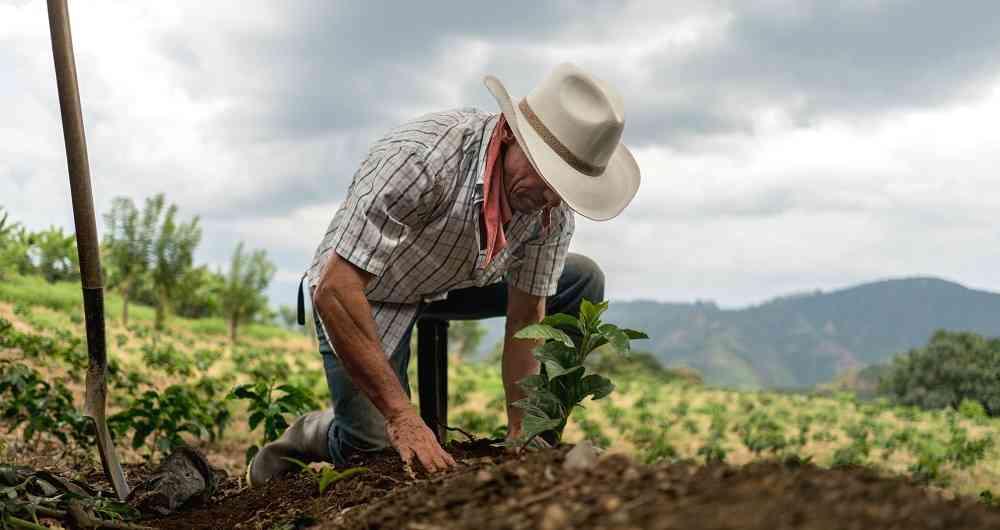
[{"xmin": 329, "ymin": 145, "xmax": 440, "ymax": 278}]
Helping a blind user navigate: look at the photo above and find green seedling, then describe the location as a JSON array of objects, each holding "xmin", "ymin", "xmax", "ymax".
[
  {"xmin": 282, "ymin": 458, "xmax": 367, "ymax": 495},
  {"xmin": 511, "ymin": 299, "xmax": 648, "ymax": 447},
  {"xmin": 109, "ymin": 380, "xmax": 231, "ymax": 457},
  {"xmin": 229, "ymin": 380, "xmax": 318, "ymax": 465}
]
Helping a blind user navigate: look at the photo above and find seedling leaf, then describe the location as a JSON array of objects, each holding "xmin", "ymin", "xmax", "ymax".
[
  {"xmin": 622, "ymin": 328, "xmax": 649, "ymax": 340},
  {"xmin": 541, "ymin": 313, "xmax": 581, "ymax": 333},
  {"xmin": 581, "ymin": 374, "xmax": 615, "ymax": 401},
  {"xmin": 599, "ymin": 324, "xmax": 630, "ymax": 355},
  {"xmin": 515, "ymin": 324, "xmax": 574, "ymax": 348},
  {"xmin": 545, "ymin": 361, "xmax": 584, "ymax": 381},
  {"xmin": 318, "ymin": 466, "xmax": 368, "ymax": 494},
  {"xmin": 523, "ymin": 413, "xmax": 561, "ymax": 441}
]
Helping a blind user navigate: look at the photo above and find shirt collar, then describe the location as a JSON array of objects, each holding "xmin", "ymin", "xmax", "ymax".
[{"xmin": 473, "ymin": 114, "xmax": 501, "ymax": 193}]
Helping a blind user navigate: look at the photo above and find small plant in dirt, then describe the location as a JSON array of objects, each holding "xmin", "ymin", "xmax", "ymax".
[
  {"xmin": 697, "ymin": 412, "xmax": 730, "ymax": 464},
  {"xmin": 576, "ymin": 417, "xmax": 611, "ymax": 449},
  {"xmin": 980, "ymin": 489, "xmax": 1000, "ymax": 507},
  {"xmin": 0, "ymin": 362, "xmax": 93, "ymax": 449},
  {"xmin": 109, "ymin": 380, "xmax": 231, "ymax": 457},
  {"xmin": 738, "ymin": 411, "xmax": 788, "ymax": 456},
  {"xmin": 908, "ymin": 439, "xmax": 949, "ymax": 485},
  {"xmin": 0, "ymin": 317, "xmax": 87, "ymax": 374},
  {"xmin": 603, "ymin": 402, "xmax": 627, "ymax": 429},
  {"xmin": 140, "ymin": 339, "xmax": 194, "ymax": 377},
  {"xmin": 943, "ymin": 414, "xmax": 993, "ymax": 469},
  {"xmin": 229, "ymin": 380, "xmax": 319, "ymax": 465},
  {"xmin": 283, "ymin": 458, "xmax": 367, "ymax": 495},
  {"xmin": 193, "ymin": 348, "xmax": 223, "ymax": 372},
  {"xmin": 510, "ymin": 300, "xmax": 648, "ymax": 447},
  {"xmin": 831, "ymin": 423, "xmax": 872, "ymax": 469},
  {"xmin": 794, "ymin": 414, "xmax": 814, "ymax": 447},
  {"xmin": 696, "ymin": 433, "xmax": 728, "ymax": 464},
  {"xmin": 682, "ymin": 418, "xmax": 699, "ymax": 434}
]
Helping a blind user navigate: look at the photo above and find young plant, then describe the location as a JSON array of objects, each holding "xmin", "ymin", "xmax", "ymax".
[
  {"xmin": 696, "ymin": 410, "xmax": 730, "ymax": 464},
  {"xmin": 229, "ymin": 380, "xmax": 319, "ymax": 465},
  {"xmin": 109, "ymin": 380, "xmax": 231, "ymax": 457},
  {"xmin": 511, "ymin": 300, "xmax": 648, "ymax": 447},
  {"xmin": 282, "ymin": 458, "xmax": 367, "ymax": 495},
  {"xmin": 0, "ymin": 362, "xmax": 93, "ymax": 448},
  {"xmin": 738, "ymin": 410, "xmax": 787, "ymax": 456}
]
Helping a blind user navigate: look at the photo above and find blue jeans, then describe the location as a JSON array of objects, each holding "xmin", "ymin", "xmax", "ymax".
[{"xmin": 317, "ymin": 252, "xmax": 604, "ymax": 466}]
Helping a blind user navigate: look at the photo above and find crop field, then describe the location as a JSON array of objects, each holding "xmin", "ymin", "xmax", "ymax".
[{"xmin": 2, "ymin": 274, "xmax": 1000, "ymax": 529}]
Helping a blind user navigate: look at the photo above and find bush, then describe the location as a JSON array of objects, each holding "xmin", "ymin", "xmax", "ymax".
[
  {"xmin": 109, "ymin": 378, "xmax": 232, "ymax": 457},
  {"xmin": 880, "ymin": 331, "xmax": 1000, "ymax": 415},
  {"xmin": 958, "ymin": 398, "xmax": 988, "ymax": 420}
]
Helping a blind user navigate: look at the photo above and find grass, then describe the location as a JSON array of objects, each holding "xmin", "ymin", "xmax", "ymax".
[{"xmin": 0, "ymin": 274, "xmax": 83, "ymax": 314}]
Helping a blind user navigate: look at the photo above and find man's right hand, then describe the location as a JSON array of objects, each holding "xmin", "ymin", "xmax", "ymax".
[{"xmin": 385, "ymin": 408, "xmax": 456, "ymax": 473}]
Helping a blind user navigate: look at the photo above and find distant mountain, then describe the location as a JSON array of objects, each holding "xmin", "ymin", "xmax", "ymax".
[{"xmin": 476, "ymin": 277, "xmax": 1000, "ymax": 389}]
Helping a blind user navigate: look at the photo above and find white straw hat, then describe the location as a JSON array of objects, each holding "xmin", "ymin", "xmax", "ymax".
[{"xmin": 484, "ymin": 63, "xmax": 640, "ymax": 221}]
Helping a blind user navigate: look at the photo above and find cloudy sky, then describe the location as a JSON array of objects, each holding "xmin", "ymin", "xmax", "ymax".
[{"xmin": 2, "ymin": 0, "xmax": 999, "ymax": 311}]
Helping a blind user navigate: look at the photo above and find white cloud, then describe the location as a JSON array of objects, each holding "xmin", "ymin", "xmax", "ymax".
[
  {"xmin": 572, "ymin": 80, "xmax": 1000, "ymax": 305},
  {"xmin": 3, "ymin": 0, "xmax": 999, "ymax": 312}
]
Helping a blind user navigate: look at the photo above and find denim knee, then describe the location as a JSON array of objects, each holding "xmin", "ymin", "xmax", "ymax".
[{"xmin": 568, "ymin": 253, "xmax": 605, "ymax": 304}]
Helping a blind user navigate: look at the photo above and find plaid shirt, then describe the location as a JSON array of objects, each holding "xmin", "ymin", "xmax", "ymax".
[{"xmin": 307, "ymin": 108, "xmax": 575, "ymax": 357}]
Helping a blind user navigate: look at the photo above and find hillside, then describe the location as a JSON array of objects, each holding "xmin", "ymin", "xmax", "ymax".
[{"xmin": 481, "ymin": 277, "xmax": 1000, "ymax": 389}]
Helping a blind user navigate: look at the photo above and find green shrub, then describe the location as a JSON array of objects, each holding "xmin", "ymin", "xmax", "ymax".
[
  {"xmin": 738, "ymin": 411, "xmax": 787, "ymax": 455},
  {"xmin": 0, "ymin": 362, "xmax": 93, "ymax": 448},
  {"xmin": 881, "ymin": 331, "xmax": 1000, "ymax": 415},
  {"xmin": 229, "ymin": 379, "xmax": 319, "ymax": 465},
  {"xmin": 958, "ymin": 398, "xmax": 988, "ymax": 420},
  {"xmin": 109, "ymin": 379, "xmax": 232, "ymax": 457}
]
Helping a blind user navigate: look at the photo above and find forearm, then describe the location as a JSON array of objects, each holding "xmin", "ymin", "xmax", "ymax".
[
  {"xmin": 502, "ymin": 319, "xmax": 542, "ymax": 434},
  {"xmin": 314, "ymin": 279, "xmax": 412, "ymax": 422}
]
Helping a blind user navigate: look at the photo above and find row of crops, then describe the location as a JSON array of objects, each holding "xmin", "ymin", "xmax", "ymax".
[{"xmin": 2, "ymin": 294, "xmax": 1000, "ymax": 503}]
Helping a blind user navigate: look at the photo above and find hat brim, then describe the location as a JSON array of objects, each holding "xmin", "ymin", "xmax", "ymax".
[{"xmin": 484, "ymin": 75, "xmax": 640, "ymax": 221}]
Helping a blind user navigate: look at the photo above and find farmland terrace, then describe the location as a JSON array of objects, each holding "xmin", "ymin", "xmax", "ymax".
[{"xmin": 2, "ymin": 275, "xmax": 1000, "ymax": 529}]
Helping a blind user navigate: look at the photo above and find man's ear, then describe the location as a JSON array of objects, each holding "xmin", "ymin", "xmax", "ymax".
[{"xmin": 499, "ymin": 122, "xmax": 515, "ymax": 144}]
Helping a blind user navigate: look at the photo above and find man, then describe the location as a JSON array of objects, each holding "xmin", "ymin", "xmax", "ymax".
[{"xmin": 249, "ymin": 63, "xmax": 640, "ymax": 485}]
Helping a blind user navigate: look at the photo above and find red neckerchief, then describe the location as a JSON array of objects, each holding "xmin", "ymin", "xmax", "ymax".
[
  {"xmin": 482, "ymin": 116, "xmax": 513, "ymax": 266},
  {"xmin": 482, "ymin": 116, "xmax": 554, "ymax": 267}
]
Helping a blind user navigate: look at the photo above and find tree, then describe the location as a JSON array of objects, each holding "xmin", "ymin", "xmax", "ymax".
[
  {"xmin": 172, "ymin": 265, "xmax": 225, "ymax": 319},
  {"xmin": 880, "ymin": 330, "xmax": 1000, "ymax": 415},
  {"xmin": 150, "ymin": 201, "xmax": 201, "ymax": 330},
  {"xmin": 219, "ymin": 242, "xmax": 275, "ymax": 343},
  {"xmin": 102, "ymin": 195, "xmax": 162, "ymax": 325},
  {"xmin": 448, "ymin": 320, "xmax": 486, "ymax": 358},
  {"xmin": 28, "ymin": 226, "xmax": 78, "ymax": 283},
  {"xmin": 0, "ymin": 208, "xmax": 33, "ymax": 279}
]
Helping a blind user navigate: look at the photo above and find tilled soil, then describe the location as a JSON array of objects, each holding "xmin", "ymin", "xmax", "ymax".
[{"xmin": 145, "ymin": 439, "xmax": 1000, "ymax": 530}]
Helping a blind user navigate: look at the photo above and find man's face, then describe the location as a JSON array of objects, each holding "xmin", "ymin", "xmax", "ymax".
[{"xmin": 502, "ymin": 140, "xmax": 562, "ymax": 214}]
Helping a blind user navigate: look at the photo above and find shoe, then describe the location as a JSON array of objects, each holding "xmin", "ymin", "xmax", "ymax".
[{"xmin": 246, "ymin": 409, "xmax": 335, "ymax": 487}]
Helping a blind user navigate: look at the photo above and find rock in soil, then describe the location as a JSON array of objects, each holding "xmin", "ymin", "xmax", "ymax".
[{"xmin": 128, "ymin": 446, "xmax": 217, "ymax": 516}]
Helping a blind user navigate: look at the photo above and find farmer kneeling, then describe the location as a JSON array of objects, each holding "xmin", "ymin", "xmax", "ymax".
[{"xmin": 248, "ymin": 63, "xmax": 640, "ymax": 485}]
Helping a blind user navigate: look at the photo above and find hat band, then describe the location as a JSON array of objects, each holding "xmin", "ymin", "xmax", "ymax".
[{"xmin": 518, "ymin": 99, "xmax": 604, "ymax": 177}]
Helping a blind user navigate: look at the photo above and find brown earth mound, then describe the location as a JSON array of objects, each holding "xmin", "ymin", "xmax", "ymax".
[{"xmin": 144, "ymin": 439, "xmax": 1000, "ymax": 530}]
